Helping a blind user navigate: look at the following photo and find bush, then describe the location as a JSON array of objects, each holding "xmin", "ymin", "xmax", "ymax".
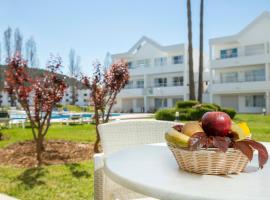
[
  {"xmin": 155, "ymin": 108, "xmax": 176, "ymax": 121},
  {"xmin": 221, "ymin": 108, "xmax": 237, "ymax": 119},
  {"xmin": 176, "ymin": 100, "xmax": 199, "ymax": 109},
  {"xmin": 189, "ymin": 107, "xmax": 212, "ymax": 120},
  {"xmin": 201, "ymin": 103, "xmax": 220, "ymax": 111}
]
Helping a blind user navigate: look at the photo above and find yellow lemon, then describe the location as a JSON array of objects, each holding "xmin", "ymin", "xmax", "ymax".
[{"xmin": 238, "ymin": 122, "xmax": 251, "ymax": 138}]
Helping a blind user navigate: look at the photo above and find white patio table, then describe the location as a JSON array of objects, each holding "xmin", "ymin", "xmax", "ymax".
[{"xmin": 104, "ymin": 143, "xmax": 270, "ymax": 200}]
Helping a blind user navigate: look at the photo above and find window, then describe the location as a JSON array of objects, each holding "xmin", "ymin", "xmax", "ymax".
[
  {"xmin": 65, "ymin": 93, "xmax": 69, "ymax": 96},
  {"xmin": 136, "ymin": 80, "xmax": 144, "ymax": 88},
  {"xmin": 154, "ymin": 78, "xmax": 167, "ymax": 87},
  {"xmin": 66, "ymin": 99, "xmax": 69, "ymax": 102},
  {"xmin": 220, "ymin": 48, "xmax": 238, "ymax": 59},
  {"xmin": 172, "ymin": 98, "xmax": 183, "ymax": 106},
  {"xmin": 245, "ymin": 95, "xmax": 265, "ymax": 107},
  {"xmin": 84, "ymin": 93, "xmax": 88, "ymax": 96},
  {"xmin": 126, "ymin": 81, "xmax": 133, "ymax": 89},
  {"xmin": 154, "ymin": 57, "xmax": 167, "ymax": 66},
  {"xmin": 245, "ymin": 69, "xmax": 265, "ymax": 82},
  {"xmin": 137, "ymin": 59, "xmax": 150, "ymax": 67},
  {"xmin": 172, "ymin": 55, "xmax": 183, "ymax": 64},
  {"xmin": 221, "ymin": 72, "xmax": 238, "ymax": 83},
  {"xmin": 127, "ymin": 61, "xmax": 133, "ymax": 69},
  {"xmin": 245, "ymin": 44, "xmax": 264, "ymax": 56},
  {"xmin": 84, "ymin": 99, "xmax": 87, "ymax": 102},
  {"xmin": 173, "ymin": 77, "xmax": 184, "ymax": 86},
  {"xmin": 154, "ymin": 98, "xmax": 168, "ymax": 108}
]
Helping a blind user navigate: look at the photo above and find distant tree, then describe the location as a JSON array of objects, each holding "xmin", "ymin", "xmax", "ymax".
[
  {"xmin": 3, "ymin": 27, "xmax": 12, "ymax": 62},
  {"xmin": 14, "ymin": 28, "xmax": 23, "ymax": 55},
  {"xmin": 198, "ymin": 0, "xmax": 204, "ymax": 102},
  {"xmin": 0, "ymin": 42, "xmax": 2, "ymax": 64},
  {"xmin": 187, "ymin": 0, "xmax": 196, "ymax": 100},
  {"xmin": 25, "ymin": 37, "xmax": 37, "ymax": 67},
  {"xmin": 68, "ymin": 48, "xmax": 81, "ymax": 105},
  {"xmin": 5, "ymin": 54, "xmax": 67, "ymax": 166},
  {"xmin": 82, "ymin": 60, "xmax": 129, "ymax": 153}
]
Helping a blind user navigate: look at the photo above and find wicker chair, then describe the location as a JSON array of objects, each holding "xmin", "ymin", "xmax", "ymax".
[{"xmin": 94, "ymin": 119, "xmax": 178, "ymax": 200}]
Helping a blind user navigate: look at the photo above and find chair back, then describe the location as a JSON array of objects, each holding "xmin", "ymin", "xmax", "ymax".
[{"xmin": 98, "ymin": 119, "xmax": 178, "ymax": 155}]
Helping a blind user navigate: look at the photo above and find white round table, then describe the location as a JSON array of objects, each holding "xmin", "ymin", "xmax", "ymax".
[{"xmin": 104, "ymin": 143, "xmax": 270, "ymax": 200}]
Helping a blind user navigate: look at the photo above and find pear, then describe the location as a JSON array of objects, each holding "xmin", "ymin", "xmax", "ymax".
[
  {"xmin": 165, "ymin": 128, "xmax": 190, "ymax": 148},
  {"xmin": 182, "ymin": 121, "xmax": 204, "ymax": 137},
  {"xmin": 230, "ymin": 123, "xmax": 246, "ymax": 141}
]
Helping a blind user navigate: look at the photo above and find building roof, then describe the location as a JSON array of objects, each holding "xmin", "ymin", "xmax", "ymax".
[
  {"xmin": 210, "ymin": 11, "xmax": 270, "ymax": 44},
  {"xmin": 111, "ymin": 36, "xmax": 185, "ymax": 59}
]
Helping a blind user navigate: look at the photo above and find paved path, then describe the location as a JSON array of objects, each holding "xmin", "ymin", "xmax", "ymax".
[{"xmin": 0, "ymin": 194, "xmax": 18, "ymax": 200}]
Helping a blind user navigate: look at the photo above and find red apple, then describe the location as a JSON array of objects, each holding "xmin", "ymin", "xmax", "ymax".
[{"xmin": 201, "ymin": 111, "xmax": 232, "ymax": 137}]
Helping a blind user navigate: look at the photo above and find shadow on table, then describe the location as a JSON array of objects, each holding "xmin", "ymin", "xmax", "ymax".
[
  {"xmin": 65, "ymin": 163, "xmax": 91, "ymax": 178},
  {"xmin": 16, "ymin": 167, "xmax": 48, "ymax": 189}
]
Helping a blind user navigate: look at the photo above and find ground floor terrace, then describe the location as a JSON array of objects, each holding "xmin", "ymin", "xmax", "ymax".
[
  {"xmin": 211, "ymin": 91, "xmax": 270, "ymax": 114},
  {"xmin": 113, "ymin": 95, "xmax": 184, "ymax": 113}
]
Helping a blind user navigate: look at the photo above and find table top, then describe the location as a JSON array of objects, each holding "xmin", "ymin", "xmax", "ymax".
[{"xmin": 104, "ymin": 143, "xmax": 270, "ymax": 200}]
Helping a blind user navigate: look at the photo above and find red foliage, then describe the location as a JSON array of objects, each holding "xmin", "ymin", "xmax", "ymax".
[
  {"xmin": 5, "ymin": 54, "xmax": 67, "ymax": 165},
  {"xmin": 82, "ymin": 60, "xmax": 129, "ymax": 152}
]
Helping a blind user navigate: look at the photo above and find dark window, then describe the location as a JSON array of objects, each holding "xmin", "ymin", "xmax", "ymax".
[{"xmin": 172, "ymin": 55, "xmax": 183, "ymax": 64}]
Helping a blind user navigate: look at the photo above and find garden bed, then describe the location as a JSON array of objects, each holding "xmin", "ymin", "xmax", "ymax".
[{"xmin": 0, "ymin": 140, "xmax": 93, "ymax": 168}]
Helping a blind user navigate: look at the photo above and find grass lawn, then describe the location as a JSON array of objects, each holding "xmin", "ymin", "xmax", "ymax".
[
  {"xmin": 234, "ymin": 114, "xmax": 270, "ymax": 141},
  {"xmin": 0, "ymin": 114, "xmax": 269, "ymax": 200},
  {"xmin": 0, "ymin": 123, "xmax": 96, "ymax": 200}
]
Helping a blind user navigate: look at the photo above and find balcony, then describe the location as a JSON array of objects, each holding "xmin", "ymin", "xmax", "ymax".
[
  {"xmin": 118, "ymin": 88, "xmax": 144, "ymax": 97},
  {"xmin": 211, "ymin": 54, "xmax": 270, "ymax": 68},
  {"xmin": 211, "ymin": 44, "xmax": 269, "ymax": 68},
  {"xmin": 145, "ymin": 85, "xmax": 187, "ymax": 96},
  {"xmin": 211, "ymin": 81, "xmax": 269, "ymax": 94},
  {"xmin": 128, "ymin": 63, "xmax": 185, "ymax": 76}
]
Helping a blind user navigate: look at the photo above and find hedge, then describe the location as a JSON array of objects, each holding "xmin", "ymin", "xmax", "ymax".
[
  {"xmin": 176, "ymin": 100, "xmax": 199, "ymax": 109},
  {"xmin": 155, "ymin": 101, "xmax": 237, "ymax": 121},
  {"xmin": 155, "ymin": 108, "xmax": 176, "ymax": 121}
]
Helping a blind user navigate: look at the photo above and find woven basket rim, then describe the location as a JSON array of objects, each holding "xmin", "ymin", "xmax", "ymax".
[{"xmin": 167, "ymin": 143, "xmax": 239, "ymax": 153}]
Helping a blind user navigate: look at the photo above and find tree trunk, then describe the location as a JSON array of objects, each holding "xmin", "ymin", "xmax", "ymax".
[
  {"xmin": 198, "ymin": 0, "xmax": 204, "ymax": 102},
  {"xmin": 71, "ymin": 85, "xmax": 76, "ymax": 105},
  {"xmin": 187, "ymin": 0, "xmax": 196, "ymax": 100},
  {"xmin": 36, "ymin": 136, "xmax": 44, "ymax": 166},
  {"xmin": 93, "ymin": 107, "xmax": 101, "ymax": 153}
]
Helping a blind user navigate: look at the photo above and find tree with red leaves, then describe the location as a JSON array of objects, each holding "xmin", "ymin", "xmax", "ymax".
[
  {"xmin": 5, "ymin": 54, "xmax": 67, "ymax": 166},
  {"xmin": 82, "ymin": 60, "xmax": 129, "ymax": 153}
]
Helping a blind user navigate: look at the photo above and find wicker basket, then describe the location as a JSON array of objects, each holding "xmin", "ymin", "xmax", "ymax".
[{"xmin": 168, "ymin": 143, "xmax": 249, "ymax": 175}]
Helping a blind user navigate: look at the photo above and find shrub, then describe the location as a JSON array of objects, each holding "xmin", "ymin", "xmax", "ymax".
[
  {"xmin": 201, "ymin": 103, "xmax": 220, "ymax": 111},
  {"xmin": 176, "ymin": 100, "xmax": 199, "ymax": 109},
  {"xmin": 221, "ymin": 108, "xmax": 237, "ymax": 119},
  {"xmin": 155, "ymin": 108, "xmax": 176, "ymax": 121},
  {"xmin": 189, "ymin": 107, "xmax": 212, "ymax": 120}
]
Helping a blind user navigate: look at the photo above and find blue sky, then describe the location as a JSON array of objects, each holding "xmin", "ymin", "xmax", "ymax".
[{"xmin": 0, "ymin": 0, "xmax": 270, "ymax": 74}]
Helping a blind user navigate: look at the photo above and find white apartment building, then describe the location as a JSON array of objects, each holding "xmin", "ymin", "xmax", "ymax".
[
  {"xmin": 0, "ymin": 87, "xmax": 90, "ymax": 107},
  {"xmin": 111, "ymin": 36, "xmax": 208, "ymax": 113},
  {"xmin": 209, "ymin": 11, "xmax": 270, "ymax": 114}
]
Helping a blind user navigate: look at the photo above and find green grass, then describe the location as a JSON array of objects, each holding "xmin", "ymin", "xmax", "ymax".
[
  {"xmin": 0, "ymin": 161, "xmax": 93, "ymax": 200},
  {"xmin": 0, "ymin": 123, "xmax": 96, "ymax": 200},
  {"xmin": 0, "ymin": 123, "xmax": 96, "ymax": 148},
  {"xmin": 234, "ymin": 114, "xmax": 270, "ymax": 142}
]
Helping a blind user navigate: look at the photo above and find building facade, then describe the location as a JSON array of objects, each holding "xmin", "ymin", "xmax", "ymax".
[
  {"xmin": 0, "ymin": 87, "xmax": 90, "ymax": 107},
  {"xmin": 209, "ymin": 11, "xmax": 270, "ymax": 114},
  {"xmin": 111, "ymin": 36, "xmax": 208, "ymax": 113}
]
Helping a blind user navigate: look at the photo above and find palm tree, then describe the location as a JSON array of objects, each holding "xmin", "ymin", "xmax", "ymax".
[
  {"xmin": 187, "ymin": 0, "xmax": 196, "ymax": 100},
  {"xmin": 198, "ymin": 0, "xmax": 204, "ymax": 102}
]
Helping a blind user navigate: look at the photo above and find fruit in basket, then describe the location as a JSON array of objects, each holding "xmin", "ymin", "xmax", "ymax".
[
  {"xmin": 230, "ymin": 123, "xmax": 246, "ymax": 141},
  {"xmin": 165, "ymin": 128, "xmax": 190, "ymax": 148},
  {"xmin": 238, "ymin": 122, "xmax": 251, "ymax": 138},
  {"xmin": 201, "ymin": 111, "xmax": 231, "ymax": 137},
  {"xmin": 182, "ymin": 121, "xmax": 205, "ymax": 137}
]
